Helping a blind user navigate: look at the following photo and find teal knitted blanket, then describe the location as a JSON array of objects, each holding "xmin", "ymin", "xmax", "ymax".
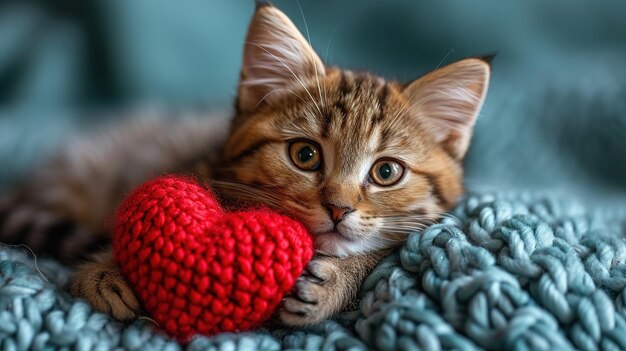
[{"xmin": 1, "ymin": 194, "xmax": 626, "ymax": 351}]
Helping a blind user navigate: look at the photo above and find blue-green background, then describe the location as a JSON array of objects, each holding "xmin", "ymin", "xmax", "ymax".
[{"xmin": 1, "ymin": 1, "xmax": 625, "ymax": 202}]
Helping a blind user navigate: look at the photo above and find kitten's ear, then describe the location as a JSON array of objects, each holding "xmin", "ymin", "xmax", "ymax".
[
  {"xmin": 237, "ymin": 4, "xmax": 325, "ymax": 113},
  {"xmin": 403, "ymin": 57, "xmax": 491, "ymax": 160}
]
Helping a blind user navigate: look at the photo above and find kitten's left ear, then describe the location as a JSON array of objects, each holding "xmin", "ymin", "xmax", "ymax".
[{"xmin": 403, "ymin": 57, "xmax": 491, "ymax": 160}]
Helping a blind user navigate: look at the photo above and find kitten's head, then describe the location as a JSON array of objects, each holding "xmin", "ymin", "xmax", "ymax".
[{"xmin": 217, "ymin": 4, "xmax": 490, "ymax": 257}]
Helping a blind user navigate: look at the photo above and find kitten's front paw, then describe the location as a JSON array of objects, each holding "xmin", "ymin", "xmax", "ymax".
[
  {"xmin": 279, "ymin": 257, "xmax": 340, "ymax": 327},
  {"xmin": 70, "ymin": 256, "xmax": 141, "ymax": 322}
]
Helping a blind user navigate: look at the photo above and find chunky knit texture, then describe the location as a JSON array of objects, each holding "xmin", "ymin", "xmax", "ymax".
[
  {"xmin": 1, "ymin": 193, "xmax": 625, "ymax": 350},
  {"xmin": 113, "ymin": 176, "xmax": 314, "ymax": 341}
]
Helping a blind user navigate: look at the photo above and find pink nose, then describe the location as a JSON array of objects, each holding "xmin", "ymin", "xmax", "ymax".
[{"xmin": 323, "ymin": 203, "xmax": 354, "ymax": 225}]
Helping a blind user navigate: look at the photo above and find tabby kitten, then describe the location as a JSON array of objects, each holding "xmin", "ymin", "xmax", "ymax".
[{"xmin": 0, "ymin": 3, "xmax": 490, "ymax": 326}]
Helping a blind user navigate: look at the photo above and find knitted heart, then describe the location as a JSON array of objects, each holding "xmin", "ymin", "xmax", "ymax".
[{"xmin": 113, "ymin": 176, "xmax": 313, "ymax": 341}]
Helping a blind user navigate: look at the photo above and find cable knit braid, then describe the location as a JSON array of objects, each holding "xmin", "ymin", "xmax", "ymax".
[
  {"xmin": 1, "ymin": 193, "xmax": 625, "ymax": 350},
  {"xmin": 356, "ymin": 195, "xmax": 626, "ymax": 351}
]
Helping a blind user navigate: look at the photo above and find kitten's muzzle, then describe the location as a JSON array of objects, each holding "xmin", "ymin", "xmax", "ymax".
[{"xmin": 322, "ymin": 203, "xmax": 355, "ymax": 226}]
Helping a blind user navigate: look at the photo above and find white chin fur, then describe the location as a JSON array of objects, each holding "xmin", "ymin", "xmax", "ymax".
[{"xmin": 314, "ymin": 232, "xmax": 383, "ymax": 258}]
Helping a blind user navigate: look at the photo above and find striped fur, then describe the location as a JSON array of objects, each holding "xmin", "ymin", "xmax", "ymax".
[
  {"xmin": 222, "ymin": 64, "xmax": 489, "ymax": 257},
  {"xmin": 0, "ymin": 113, "xmax": 230, "ymax": 263}
]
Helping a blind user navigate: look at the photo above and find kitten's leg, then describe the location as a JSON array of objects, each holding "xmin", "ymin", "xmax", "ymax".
[
  {"xmin": 280, "ymin": 249, "xmax": 390, "ymax": 326},
  {"xmin": 70, "ymin": 250, "xmax": 141, "ymax": 321}
]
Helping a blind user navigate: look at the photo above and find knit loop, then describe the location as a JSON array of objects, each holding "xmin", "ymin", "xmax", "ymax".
[
  {"xmin": 579, "ymin": 234, "xmax": 626, "ymax": 292},
  {"xmin": 113, "ymin": 176, "xmax": 313, "ymax": 340},
  {"xmin": 357, "ymin": 268, "xmax": 479, "ymax": 351}
]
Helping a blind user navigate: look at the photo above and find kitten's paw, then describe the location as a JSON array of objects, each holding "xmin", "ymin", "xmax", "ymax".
[
  {"xmin": 279, "ymin": 257, "xmax": 339, "ymax": 326},
  {"xmin": 70, "ymin": 257, "xmax": 141, "ymax": 322}
]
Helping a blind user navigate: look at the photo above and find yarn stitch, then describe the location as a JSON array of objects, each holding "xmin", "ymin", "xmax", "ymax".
[
  {"xmin": 113, "ymin": 176, "xmax": 314, "ymax": 341},
  {"xmin": 1, "ymin": 193, "xmax": 625, "ymax": 350}
]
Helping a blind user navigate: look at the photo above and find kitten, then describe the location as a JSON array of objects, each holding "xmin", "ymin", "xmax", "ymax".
[{"xmin": 0, "ymin": 3, "xmax": 490, "ymax": 326}]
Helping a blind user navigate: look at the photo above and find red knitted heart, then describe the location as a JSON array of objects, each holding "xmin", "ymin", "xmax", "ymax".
[{"xmin": 113, "ymin": 176, "xmax": 313, "ymax": 341}]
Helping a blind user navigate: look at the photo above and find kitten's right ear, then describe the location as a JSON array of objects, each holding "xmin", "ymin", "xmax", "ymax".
[
  {"xmin": 237, "ymin": 4, "xmax": 325, "ymax": 113},
  {"xmin": 402, "ymin": 58, "xmax": 491, "ymax": 160}
]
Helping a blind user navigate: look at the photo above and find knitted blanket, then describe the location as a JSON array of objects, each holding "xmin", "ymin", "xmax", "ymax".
[{"xmin": 1, "ymin": 193, "xmax": 626, "ymax": 351}]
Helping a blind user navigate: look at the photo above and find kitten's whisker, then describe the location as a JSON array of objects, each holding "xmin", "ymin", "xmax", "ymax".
[
  {"xmin": 211, "ymin": 181, "xmax": 283, "ymax": 208},
  {"xmin": 211, "ymin": 180, "xmax": 313, "ymax": 214},
  {"xmin": 218, "ymin": 191, "xmax": 281, "ymax": 209},
  {"xmin": 376, "ymin": 210, "xmax": 447, "ymax": 224},
  {"xmin": 379, "ymin": 230, "xmax": 417, "ymax": 236},
  {"xmin": 254, "ymin": 88, "xmax": 308, "ymax": 109},
  {"xmin": 375, "ymin": 214, "xmax": 434, "ymax": 220},
  {"xmin": 435, "ymin": 48, "xmax": 455, "ymax": 71},
  {"xmin": 295, "ymin": 0, "xmax": 325, "ymax": 109},
  {"xmin": 437, "ymin": 213, "xmax": 463, "ymax": 226},
  {"xmin": 376, "ymin": 231, "xmax": 415, "ymax": 247},
  {"xmin": 438, "ymin": 212, "xmax": 458, "ymax": 218},
  {"xmin": 244, "ymin": 42, "xmax": 323, "ymax": 116},
  {"xmin": 379, "ymin": 215, "xmax": 436, "ymax": 221},
  {"xmin": 381, "ymin": 225, "xmax": 421, "ymax": 231},
  {"xmin": 381, "ymin": 223, "xmax": 433, "ymax": 229},
  {"xmin": 379, "ymin": 231, "xmax": 411, "ymax": 239},
  {"xmin": 379, "ymin": 225, "xmax": 428, "ymax": 232},
  {"xmin": 282, "ymin": 128, "xmax": 314, "ymax": 139},
  {"xmin": 321, "ymin": 24, "xmax": 340, "ymax": 107},
  {"xmin": 378, "ymin": 216, "xmax": 439, "ymax": 226},
  {"xmin": 379, "ymin": 222, "xmax": 429, "ymax": 229},
  {"xmin": 385, "ymin": 95, "xmax": 414, "ymax": 129},
  {"xmin": 438, "ymin": 213, "xmax": 460, "ymax": 220},
  {"xmin": 323, "ymin": 24, "xmax": 340, "ymax": 67},
  {"xmin": 284, "ymin": 206, "xmax": 312, "ymax": 219},
  {"xmin": 212, "ymin": 186, "xmax": 281, "ymax": 202}
]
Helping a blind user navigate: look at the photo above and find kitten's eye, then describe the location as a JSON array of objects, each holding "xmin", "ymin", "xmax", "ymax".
[
  {"xmin": 289, "ymin": 140, "xmax": 321, "ymax": 171},
  {"xmin": 370, "ymin": 159, "xmax": 404, "ymax": 186}
]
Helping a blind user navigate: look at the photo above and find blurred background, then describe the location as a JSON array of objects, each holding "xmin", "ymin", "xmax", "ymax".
[{"xmin": 0, "ymin": 0, "xmax": 625, "ymax": 204}]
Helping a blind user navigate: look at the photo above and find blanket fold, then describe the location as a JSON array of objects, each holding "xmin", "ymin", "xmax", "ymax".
[{"xmin": 1, "ymin": 194, "xmax": 625, "ymax": 351}]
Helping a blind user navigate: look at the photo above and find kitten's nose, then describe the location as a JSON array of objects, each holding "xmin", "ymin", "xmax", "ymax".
[{"xmin": 323, "ymin": 203, "xmax": 355, "ymax": 225}]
